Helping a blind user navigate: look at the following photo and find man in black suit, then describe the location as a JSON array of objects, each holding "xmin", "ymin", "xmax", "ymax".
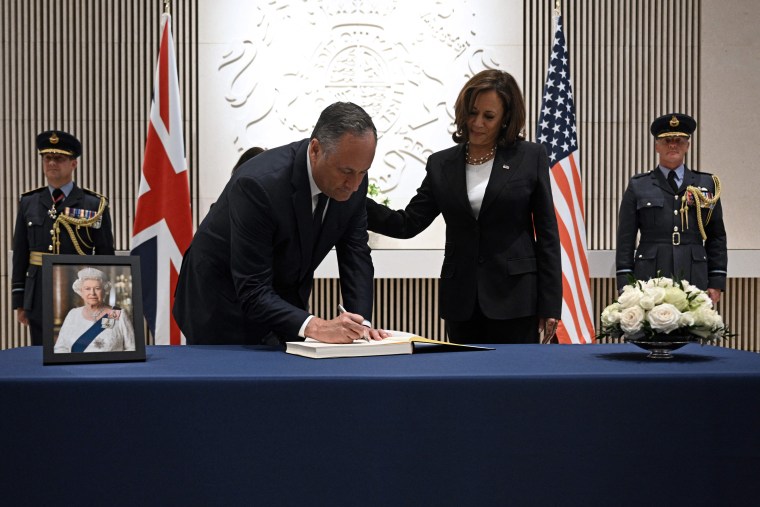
[
  {"xmin": 616, "ymin": 113, "xmax": 727, "ymax": 303},
  {"xmin": 174, "ymin": 102, "xmax": 387, "ymax": 345},
  {"xmin": 12, "ymin": 130, "xmax": 115, "ymax": 345}
]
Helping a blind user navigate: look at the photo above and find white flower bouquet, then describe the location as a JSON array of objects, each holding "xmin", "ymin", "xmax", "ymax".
[{"xmin": 598, "ymin": 276, "xmax": 730, "ymax": 343}]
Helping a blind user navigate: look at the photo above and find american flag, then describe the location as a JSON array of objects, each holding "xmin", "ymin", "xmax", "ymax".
[
  {"xmin": 536, "ymin": 15, "xmax": 595, "ymax": 344},
  {"xmin": 131, "ymin": 12, "xmax": 192, "ymax": 345}
]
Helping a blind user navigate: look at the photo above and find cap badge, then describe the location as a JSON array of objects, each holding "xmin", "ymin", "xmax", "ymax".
[
  {"xmin": 50, "ymin": 133, "xmax": 59, "ymax": 144},
  {"xmin": 669, "ymin": 116, "xmax": 679, "ymax": 127}
]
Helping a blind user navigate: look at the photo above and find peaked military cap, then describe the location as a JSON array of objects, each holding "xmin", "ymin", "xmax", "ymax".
[
  {"xmin": 650, "ymin": 113, "xmax": 697, "ymax": 139},
  {"xmin": 36, "ymin": 130, "xmax": 82, "ymax": 158}
]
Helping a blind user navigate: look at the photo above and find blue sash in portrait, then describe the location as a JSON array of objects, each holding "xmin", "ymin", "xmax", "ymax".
[{"xmin": 71, "ymin": 318, "xmax": 106, "ymax": 353}]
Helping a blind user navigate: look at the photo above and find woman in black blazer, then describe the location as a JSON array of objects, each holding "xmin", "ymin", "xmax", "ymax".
[{"xmin": 367, "ymin": 70, "xmax": 562, "ymax": 344}]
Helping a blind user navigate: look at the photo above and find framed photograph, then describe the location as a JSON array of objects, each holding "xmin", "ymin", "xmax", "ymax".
[{"xmin": 42, "ymin": 255, "xmax": 146, "ymax": 365}]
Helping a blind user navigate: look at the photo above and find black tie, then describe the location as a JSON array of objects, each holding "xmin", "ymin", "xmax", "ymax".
[
  {"xmin": 52, "ymin": 188, "xmax": 65, "ymax": 207},
  {"xmin": 312, "ymin": 193, "xmax": 328, "ymax": 244},
  {"xmin": 667, "ymin": 171, "xmax": 679, "ymax": 193}
]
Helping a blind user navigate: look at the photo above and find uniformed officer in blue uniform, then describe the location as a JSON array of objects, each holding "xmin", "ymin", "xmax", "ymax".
[
  {"xmin": 616, "ymin": 113, "xmax": 727, "ymax": 304},
  {"xmin": 11, "ymin": 130, "xmax": 115, "ymax": 345}
]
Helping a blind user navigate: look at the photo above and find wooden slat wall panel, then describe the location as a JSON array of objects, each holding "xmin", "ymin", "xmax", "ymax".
[{"xmin": 0, "ymin": 0, "xmax": 199, "ymax": 349}]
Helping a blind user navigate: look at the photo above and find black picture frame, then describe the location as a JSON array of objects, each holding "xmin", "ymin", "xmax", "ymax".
[{"xmin": 42, "ymin": 255, "xmax": 146, "ymax": 365}]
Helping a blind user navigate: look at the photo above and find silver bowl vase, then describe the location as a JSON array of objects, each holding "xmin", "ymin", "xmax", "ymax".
[{"xmin": 626, "ymin": 333, "xmax": 694, "ymax": 359}]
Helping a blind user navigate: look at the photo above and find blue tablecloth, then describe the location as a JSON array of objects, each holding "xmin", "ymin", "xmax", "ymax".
[{"xmin": 2, "ymin": 343, "xmax": 760, "ymax": 506}]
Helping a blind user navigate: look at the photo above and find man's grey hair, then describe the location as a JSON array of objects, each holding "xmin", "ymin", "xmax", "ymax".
[{"xmin": 310, "ymin": 102, "xmax": 377, "ymax": 154}]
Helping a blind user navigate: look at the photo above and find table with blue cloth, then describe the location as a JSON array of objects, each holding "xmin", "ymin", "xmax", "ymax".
[{"xmin": 1, "ymin": 343, "xmax": 759, "ymax": 506}]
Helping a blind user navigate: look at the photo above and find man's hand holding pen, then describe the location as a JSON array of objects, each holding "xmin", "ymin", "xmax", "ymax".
[
  {"xmin": 303, "ymin": 306, "xmax": 389, "ymax": 344},
  {"xmin": 338, "ymin": 304, "xmax": 390, "ymax": 342}
]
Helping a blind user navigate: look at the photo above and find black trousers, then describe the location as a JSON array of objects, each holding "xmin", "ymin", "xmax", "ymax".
[{"xmin": 446, "ymin": 304, "xmax": 539, "ymax": 345}]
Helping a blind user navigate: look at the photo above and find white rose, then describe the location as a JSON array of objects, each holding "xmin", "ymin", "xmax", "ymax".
[
  {"xmin": 655, "ymin": 277, "xmax": 674, "ymax": 288},
  {"xmin": 617, "ymin": 286, "xmax": 643, "ymax": 309},
  {"xmin": 693, "ymin": 307, "xmax": 724, "ymax": 332},
  {"xmin": 663, "ymin": 287, "xmax": 688, "ymax": 311},
  {"xmin": 639, "ymin": 294, "xmax": 656, "ymax": 310},
  {"xmin": 643, "ymin": 286, "xmax": 666, "ymax": 306},
  {"xmin": 690, "ymin": 306, "xmax": 711, "ymax": 328},
  {"xmin": 647, "ymin": 303, "xmax": 682, "ymax": 333},
  {"xmin": 619, "ymin": 306, "xmax": 645, "ymax": 334},
  {"xmin": 681, "ymin": 280, "xmax": 699, "ymax": 294},
  {"xmin": 689, "ymin": 291, "xmax": 713, "ymax": 311},
  {"xmin": 601, "ymin": 303, "xmax": 622, "ymax": 327},
  {"xmin": 678, "ymin": 312, "xmax": 695, "ymax": 327}
]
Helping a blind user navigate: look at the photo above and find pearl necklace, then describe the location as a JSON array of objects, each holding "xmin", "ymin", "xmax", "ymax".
[
  {"xmin": 465, "ymin": 143, "xmax": 496, "ymax": 165},
  {"xmin": 85, "ymin": 305, "xmax": 104, "ymax": 320}
]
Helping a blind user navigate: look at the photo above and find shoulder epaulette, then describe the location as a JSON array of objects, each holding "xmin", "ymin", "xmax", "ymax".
[
  {"xmin": 631, "ymin": 172, "xmax": 651, "ymax": 179},
  {"xmin": 20, "ymin": 186, "xmax": 47, "ymax": 197},
  {"xmin": 82, "ymin": 187, "xmax": 108, "ymax": 201}
]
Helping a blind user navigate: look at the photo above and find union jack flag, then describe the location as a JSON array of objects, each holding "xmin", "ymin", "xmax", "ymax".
[
  {"xmin": 536, "ymin": 15, "xmax": 595, "ymax": 344},
  {"xmin": 131, "ymin": 12, "xmax": 192, "ymax": 345}
]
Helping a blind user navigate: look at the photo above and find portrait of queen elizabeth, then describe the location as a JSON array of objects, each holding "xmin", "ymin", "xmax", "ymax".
[{"xmin": 54, "ymin": 267, "xmax": 136, "ymax": 353}]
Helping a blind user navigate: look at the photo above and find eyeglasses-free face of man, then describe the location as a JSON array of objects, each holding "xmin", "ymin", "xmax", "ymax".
[{"xmin": 655, "ymin": 136, "xmax": 690, "ymax": 169}]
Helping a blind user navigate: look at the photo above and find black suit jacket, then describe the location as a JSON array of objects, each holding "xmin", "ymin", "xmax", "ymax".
[
  {"xmin": 367, "ymin": 141, "xmax": 562, "ymax": 321},
  {"xmin": 173, "ymin": 139, "xmax": 374, "ymax": 345},
  {"xmin": 616, "ymin": 166, "xmax": 727, "ymax": 291}
]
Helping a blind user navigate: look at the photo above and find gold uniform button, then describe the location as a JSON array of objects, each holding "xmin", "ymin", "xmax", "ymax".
[
  {"xmin": 673, "ymin": 226, "xmax": 679, "ymax": 232},
  {"xmin": 48, "ymin": 245, "xmax": 53, "ymax": 251},
  {"xmin": 674, "ymin": 210, "xmax": 678, "ymax": 215}
]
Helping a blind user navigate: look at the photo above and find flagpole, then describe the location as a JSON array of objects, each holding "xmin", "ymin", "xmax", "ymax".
[
  {"xmin": 164, "ymin": 0, "xmax": 170, "ymax": 14},
  {"xmin": 555, "ymin": 0, "xmax": 561, "ymax": 16}
]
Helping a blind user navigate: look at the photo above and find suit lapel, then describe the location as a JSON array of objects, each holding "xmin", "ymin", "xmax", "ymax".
[
  {"xmin": 37, "ymin": 189, "xmax": 54, "ymax": 215},
  {"xmin": 682, "ymin": 166, "xmax": 698, "ymax": 191},
  {"xmin": 480, "ymin": 144, "xmax": 522, "ymax": 216},
  {"xmin": 442, "ymin": 145, "xmax": 473, "ymax": 215},
  {"xmin": 652, "ymin": 167, "xmax": 674, "ymax": 194},
  {"xmin": 65, "ymin": 185, "xmax": 85, "ymax": 209}
]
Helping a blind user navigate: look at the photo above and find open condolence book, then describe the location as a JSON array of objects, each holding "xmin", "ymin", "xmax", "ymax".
[{"xmin": 285, "ymin": 332, "xmax": 493, "ymax": 359}]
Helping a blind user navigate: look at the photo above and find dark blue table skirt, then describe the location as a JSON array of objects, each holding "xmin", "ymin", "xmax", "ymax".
[{"xmin": 2, "ymin": 343, "xmax": 760, "ymax": 507}]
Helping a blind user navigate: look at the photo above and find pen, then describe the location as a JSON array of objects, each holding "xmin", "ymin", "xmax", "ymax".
[{"xmin": 338, "ymin": 304, "xmax": 371, "ymax": 342}]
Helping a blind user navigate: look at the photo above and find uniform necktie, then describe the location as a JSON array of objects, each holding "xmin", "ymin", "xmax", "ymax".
[
  {"xmin": 312, "ymin": 193, "xmax": 328, "ymax": 244},
  {"xmin": 52, "ymin": 188, "xmax": 65, "ymax": 207},
  {"xmin": 667, "ymin": 171, "xmax": 679, "ymax": 193}
]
